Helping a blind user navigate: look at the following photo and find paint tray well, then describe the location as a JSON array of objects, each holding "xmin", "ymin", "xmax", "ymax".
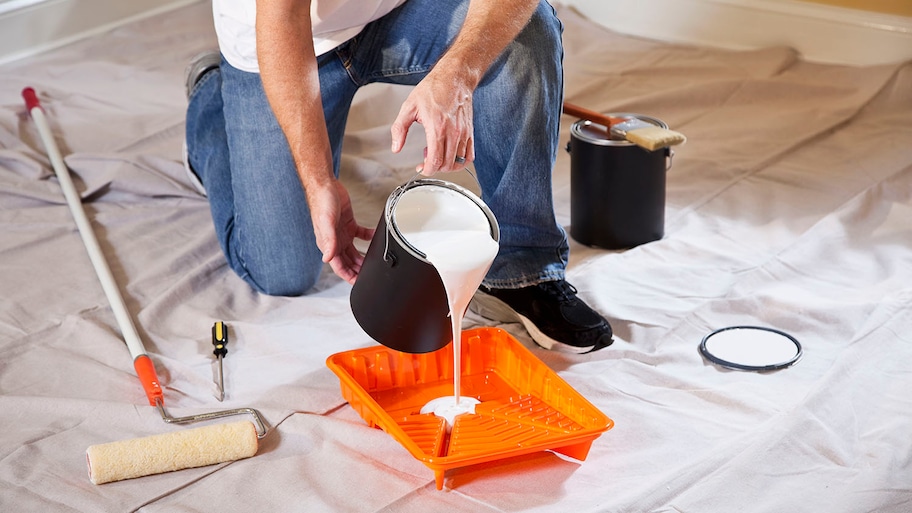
[{"xmin": 326, "ymin": 327, "xmax": 614, "ymax": 489}]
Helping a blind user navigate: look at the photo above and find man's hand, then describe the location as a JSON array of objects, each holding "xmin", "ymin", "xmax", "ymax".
[
  {"xmin": 390, "ymin": 69, "xmax": 475, "ymax": 176},
  {"xmin": 388, "ymin": 0, "xmax": 539, "ymax": 176},
  {"xmin": 306, "ymin": 179, "xmax": 374, "ymax": 284}
]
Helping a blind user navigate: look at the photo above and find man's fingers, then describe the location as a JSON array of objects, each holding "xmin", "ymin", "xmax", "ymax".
[
  {"xmin": 328, "ymin": 244, "xmax": 367, "ymax": 285},
  {"xmin": 329, "ymin": 258, "xmax": 356, "ymax": 285},
  {"xmin": 391, "ymin": 103, "xmax": 418, "ymax": 154},
  {"xmin": 421, "ymin": 136, "xmax": 473, "ymax": 174},
  {"xmin": 357, "ymin": 225, "xmax": 375, "ymax": 242},
  {"xmin": 454, "ymin": 137, "xmax": 471, "ymax": 166}
]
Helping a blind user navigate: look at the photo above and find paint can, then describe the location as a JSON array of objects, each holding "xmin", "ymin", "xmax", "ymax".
[
  {"xmin": 567, "ymin": 114, "xmax": 674, "ymax": 249},
  {"xmin": 350, "ymin": 177, "xmax": 500, "ymax": 354}
]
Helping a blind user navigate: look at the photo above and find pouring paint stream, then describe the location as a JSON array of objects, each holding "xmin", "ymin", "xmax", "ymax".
[{"xmin": 394, "ymin": 184, "xmax": 499, "ymax": 426}]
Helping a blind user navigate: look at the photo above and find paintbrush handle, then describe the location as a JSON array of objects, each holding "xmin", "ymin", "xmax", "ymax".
[{"xmin": 562, "ymin": 101, "xmax": 622, "ymax": 127}]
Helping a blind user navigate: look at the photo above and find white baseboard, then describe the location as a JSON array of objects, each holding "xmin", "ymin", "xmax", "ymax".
[
  {"xmin": 562, "ymin": 0, "xmax": 912, "ymax": 66},
  {"xmin": 0, "ymin": 0, "xmax": 201, "ymax": 66}
]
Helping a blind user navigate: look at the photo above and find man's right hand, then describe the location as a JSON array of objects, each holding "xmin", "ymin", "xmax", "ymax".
[{"xmin": 306, "ymin": 178, "xmax": 374, "ymax": 285}]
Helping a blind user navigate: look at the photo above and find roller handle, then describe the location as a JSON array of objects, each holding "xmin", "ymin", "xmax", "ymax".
[
  {"xmin": 212, "ymin": 321, "xmax": 228, "ymax": 357},
  {"xmin": 134, "ymin": 356, "xmax": 164, "ymax": 406},
  {"xmin": 562, "ymin": 101, "xmax": 624, "ymax": 128}
]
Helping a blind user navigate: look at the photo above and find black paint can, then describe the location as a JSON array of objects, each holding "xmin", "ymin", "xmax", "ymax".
[
  {"xmin": 567, "ymin": 114, "xmax": 673, "ymax": 249},
  {"xmin": 350, "ymin": 178, "xmax": 499, "ymax": 354}
]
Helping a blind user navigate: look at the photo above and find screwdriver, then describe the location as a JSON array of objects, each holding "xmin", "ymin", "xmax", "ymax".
[{"xmin": 212, "ymin": 321, "xmax": 228, "ymax": 401}]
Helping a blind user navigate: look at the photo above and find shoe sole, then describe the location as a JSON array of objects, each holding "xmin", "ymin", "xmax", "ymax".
[{"xmin": 469, "ymin": 290, "xmax": 596, "ymax": 354}]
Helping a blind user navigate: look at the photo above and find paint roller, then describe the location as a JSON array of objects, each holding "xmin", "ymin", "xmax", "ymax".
[{"xmin": 22, "ymin": 87, "xmax": 267, "ymax": 484}]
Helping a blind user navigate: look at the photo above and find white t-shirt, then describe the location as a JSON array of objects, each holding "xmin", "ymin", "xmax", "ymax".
[{"xmin": 213, "ymin": 0, "xmax": 408, "ymax": 73}]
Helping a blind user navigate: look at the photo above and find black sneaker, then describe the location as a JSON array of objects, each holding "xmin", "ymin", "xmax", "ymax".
[
  {"xmin": 470, "ymin": 280, "xmax": 613, "ymax": 353},
  {"xmin": 184, "ymin": 50, "xmax": 220, "ymax": 99}
]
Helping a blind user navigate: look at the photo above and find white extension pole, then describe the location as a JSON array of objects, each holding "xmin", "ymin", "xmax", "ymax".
[
  {"xmin": 23, "ymin": 87, "xmax": 163, "ymax": 405},
  {"xmin": 23, "ymin": 91, "xmax": 267, "ymax": 485}
]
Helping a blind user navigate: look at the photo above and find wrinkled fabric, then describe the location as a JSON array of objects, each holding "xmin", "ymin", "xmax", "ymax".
[{"xmin": 0, "ymin": 2, "xmax": 910, "ymax": 512}]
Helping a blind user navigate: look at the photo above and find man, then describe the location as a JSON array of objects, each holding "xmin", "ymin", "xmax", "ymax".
[{"xmin": 185, "ymin": 0, "xmax": 613, "ymax": 352}]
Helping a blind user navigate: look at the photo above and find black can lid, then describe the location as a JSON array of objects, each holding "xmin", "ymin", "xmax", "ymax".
[{"xmin": 699, "ymin": 326, "xmax": 803, "ymax": 372}]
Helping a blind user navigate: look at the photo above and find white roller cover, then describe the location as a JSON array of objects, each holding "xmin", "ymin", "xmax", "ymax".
[{"xmin": 87, "ymin": 421, "xmax": 258, "ymax": 485}]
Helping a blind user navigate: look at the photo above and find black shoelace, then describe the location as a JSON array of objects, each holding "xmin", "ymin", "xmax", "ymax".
[{"xmin": 538, "ymin": 280, "xmax": 579, "ymax": 304}]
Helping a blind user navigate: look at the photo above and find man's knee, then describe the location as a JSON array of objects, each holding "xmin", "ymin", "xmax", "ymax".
[{"xmin": 240, "ymin": 255, "xmax": 323, "ymax": 297}]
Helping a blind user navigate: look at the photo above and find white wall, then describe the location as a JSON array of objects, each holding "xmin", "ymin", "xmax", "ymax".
[
  {"xmin": 2, "ymin": 0, "xmax": 911, "ymax": 67},
  {"xmin": 0, "ymin": 0, "xmax": 198, "ymax": 66},
  {"xmin": 561, "ymin": 0, "xmax": 912, "ymax": 66}
]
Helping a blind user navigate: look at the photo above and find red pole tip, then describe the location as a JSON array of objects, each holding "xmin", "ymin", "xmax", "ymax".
[{"xmin": 22, "ymin": 87, "xmax": 41, "ymax": 112}]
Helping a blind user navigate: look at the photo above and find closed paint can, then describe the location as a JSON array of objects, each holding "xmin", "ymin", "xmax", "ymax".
[
  {"xmin": 350, "ymin": 178, "xmax": 500, "ymax": 354},
  {"xmin": 567, "ymin": 114, "xmax": 673, "ymax": 249}
]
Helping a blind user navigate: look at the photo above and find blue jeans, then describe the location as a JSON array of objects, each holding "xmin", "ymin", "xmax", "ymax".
[{"xmin": 186, "ymin": 0, "xmax": 569, "ymax": 296}]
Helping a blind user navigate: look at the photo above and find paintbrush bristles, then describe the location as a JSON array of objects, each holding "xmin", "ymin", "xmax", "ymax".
[
  {"xmin": 608, "ymin": 118, "xmax": 687, "ymax": 151},
  {"xmin": 624, "ymin": 126, "xmax": 687, "ymax": 152}
]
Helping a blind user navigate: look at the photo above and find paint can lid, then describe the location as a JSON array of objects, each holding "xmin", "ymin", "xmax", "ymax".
[{"xmin": 699, "ymin": 326, "xmax": 803, "ymax": 371}]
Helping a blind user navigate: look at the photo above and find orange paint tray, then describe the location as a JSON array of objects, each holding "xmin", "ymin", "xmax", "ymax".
[{"xmin": 326, "ymin": 327, "xmax": 614, "ymax": 489}]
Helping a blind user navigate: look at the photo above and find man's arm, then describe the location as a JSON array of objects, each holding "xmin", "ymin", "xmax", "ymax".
[
  {"xmin": 390, "ymin": 0, "xmax": 541, "ymax": 175},
  {"xmin": 256, "ymin": 0, "xmax": 333, "ymax": 192},
  {"xmin": 256, "ymin": 0, "xmax": 372, "ymax": 284}
]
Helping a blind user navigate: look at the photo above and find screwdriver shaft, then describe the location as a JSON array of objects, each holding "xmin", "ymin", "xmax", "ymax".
[{"xmin": 217, "ymin": 355, "xmax": 224, "ymax": 402}]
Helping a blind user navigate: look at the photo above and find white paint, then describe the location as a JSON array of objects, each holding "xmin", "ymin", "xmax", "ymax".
[
  {"xmin": 419, "ymin": 396, "xmax": 480, "ymax": 433},
  {"xmin": 394, "ymin": 184, "xmax": 498, "ymax": 429}
]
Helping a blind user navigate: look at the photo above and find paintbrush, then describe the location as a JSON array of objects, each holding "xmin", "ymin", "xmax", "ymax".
[{"xmin": 563, "ymin": 101, "xmax": 686, "ymax": 151}]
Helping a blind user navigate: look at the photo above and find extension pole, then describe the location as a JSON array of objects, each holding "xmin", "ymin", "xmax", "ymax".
[{"xmin": 22, "ymin": 87, "xmax": 164, "ymax": 406}]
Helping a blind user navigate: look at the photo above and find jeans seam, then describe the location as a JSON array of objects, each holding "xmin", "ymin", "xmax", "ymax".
[
  {"xmin": 186, "ymin": 71, "xmax": 220, "ymax": 179},
  {"xmin": 365, "ymin": 65, "xmax": 433, "ymax": 83},
  {"xmin": 189, "ymin": 67, "xmax": 218, "ymax": 100},
  {"xmin": 231, "ymin": 213, "xmax": 255, "ymax": 287},
  {"xmin": 482, "ymin": 271, "xmax": 565, "ymax": 290}
]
